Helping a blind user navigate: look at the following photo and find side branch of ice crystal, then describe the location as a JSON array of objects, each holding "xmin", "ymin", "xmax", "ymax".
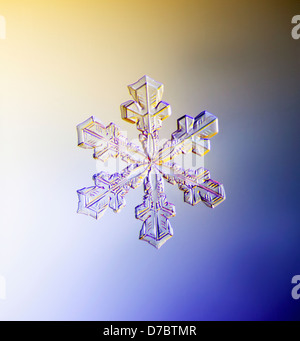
[{"xmin": 76, "ymin": 75, "xmax": 226, "ymax": 249}]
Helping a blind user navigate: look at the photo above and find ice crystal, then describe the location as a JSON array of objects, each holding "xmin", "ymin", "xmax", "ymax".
[{"xmin": 77, "ymin": 76, "xmax": 225, "ymax": 248}]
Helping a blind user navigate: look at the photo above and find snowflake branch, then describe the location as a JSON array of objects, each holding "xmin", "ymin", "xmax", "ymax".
[
  {"xmin": 135, "ymin": 171, "xmax": 175, "ymax": 249},
  {"xmin": 160, "ymin": 162, "xmax": 225, "ymax": 208},
  {"xmin": 156, "ymin": 111, "xmax": 218, "ymax": 164},
  {"xmin": 77, "ymin": 116, "xmax": 146, "ymax": 164},
  {"xmin": 77, "ymin": 163, "xmax": 148, "ymax": 219}
]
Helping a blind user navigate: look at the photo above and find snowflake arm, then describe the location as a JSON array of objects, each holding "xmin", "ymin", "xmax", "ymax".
[
  {"xmin": 156, "ymin": 111, "xmax": 218, "ymax": 164},
  {"xmin": 161, "ymin": 162, "xmax": 225, "ymax": 208},
  {"xmin": 135, "ymin": 171, "xmax": 175, "ymax": 249},
  {"xmin": 120, "ymin": 75, "xmax": 171, "ymax": 134},
  {"xmin": 77, "ymin": 116, "xmax": 146, "ymax": 164},
  {"xmin": 77, "ymin": 163, "xmax": 148, "ymax": 219}
]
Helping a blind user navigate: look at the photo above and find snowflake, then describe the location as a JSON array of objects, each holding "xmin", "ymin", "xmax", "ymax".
[{"xmin": 76, "ymin": 75, "xmax": 225, "ymax": 248}]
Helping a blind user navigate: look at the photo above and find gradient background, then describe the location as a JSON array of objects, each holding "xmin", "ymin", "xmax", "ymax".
[{"xmin": 0, "ymin": 0, "xmax": 299, "ymax": 321}]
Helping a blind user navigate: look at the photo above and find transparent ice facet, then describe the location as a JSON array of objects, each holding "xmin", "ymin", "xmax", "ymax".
[
  {"xmin": 136, "ymin": 170, "xmax": 175, "ymax": 249},
  {"xmin": 77, "ymin": 75, "xmax": 226, "ymax": 248}
]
